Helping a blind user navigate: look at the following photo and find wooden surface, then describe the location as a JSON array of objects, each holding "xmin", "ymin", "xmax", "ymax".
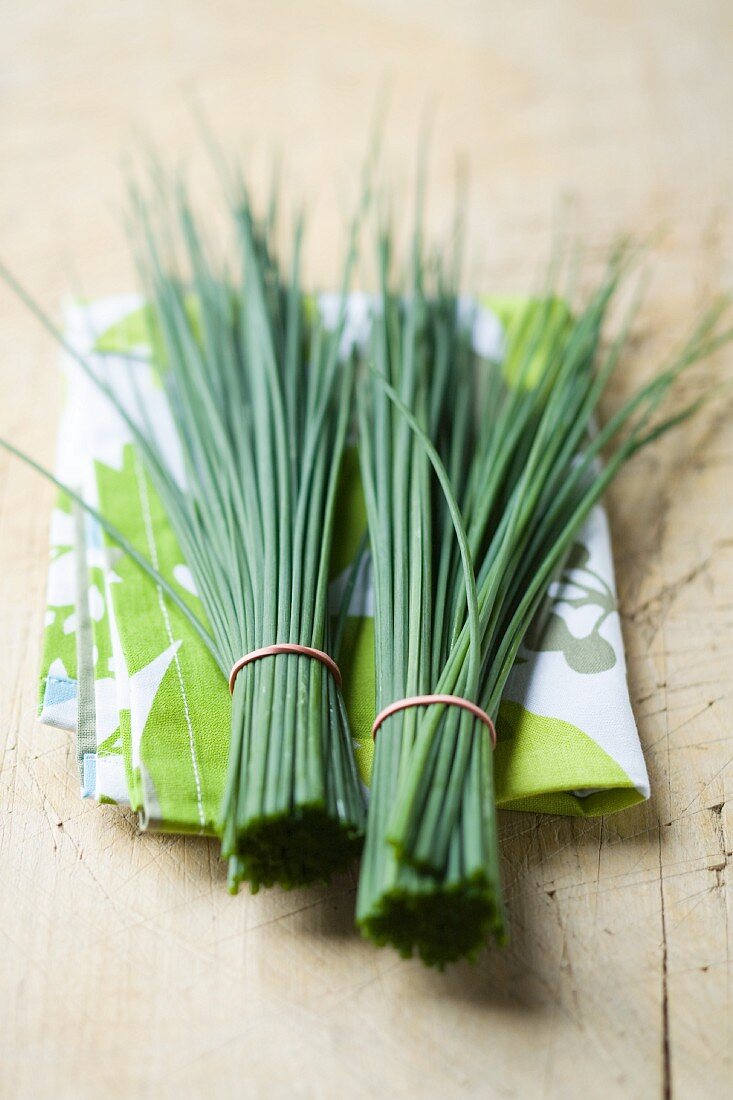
[{"xmin": 1, "ymin": 3, "xmax": 732, "ymax": 1097}]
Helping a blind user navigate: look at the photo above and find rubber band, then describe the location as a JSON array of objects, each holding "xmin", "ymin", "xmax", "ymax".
[
  {"xmin": 228, "ymin": 644, "xmax": 342, "ymax": 694},
  {"xmin": 371, "ymin": 693, "xmax": 496, "ymax": 747}
]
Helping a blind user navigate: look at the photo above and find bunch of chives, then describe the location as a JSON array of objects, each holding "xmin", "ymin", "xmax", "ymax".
[
  {"xmin": 133, "ymin": 177, "xmax": 370, "ymax": 891},
  {"xmin": 356, "ymin": 227, "xmax": 730, "ymax": 966},
  {"xmin": 2, "ymin": 172, "xmax": 367, "ymax": 891}
]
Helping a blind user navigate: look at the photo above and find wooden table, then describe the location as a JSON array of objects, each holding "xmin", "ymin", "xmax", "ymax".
[{"xmin": 1, "ymin": 3, "xmax": 731, "ymax": 1096}]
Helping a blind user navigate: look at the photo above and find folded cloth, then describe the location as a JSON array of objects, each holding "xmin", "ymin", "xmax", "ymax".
[{"xmin": 38, "ymin": 295, "xmax": 649, "ymax": 833}]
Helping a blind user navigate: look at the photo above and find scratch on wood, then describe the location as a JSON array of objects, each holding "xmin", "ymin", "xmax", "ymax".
[{"xmin": 659, "ymin": 826, "xmax": 672, "ymax": 1100}]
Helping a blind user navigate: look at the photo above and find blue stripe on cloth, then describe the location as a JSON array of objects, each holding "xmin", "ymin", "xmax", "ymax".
[
  {"xmin": 43, "ymin": 675, "xmax": 78, "ymax": 707},
  {"xmin": 82, "ymin": 753, "xmax": 97, "ymax": 799}
]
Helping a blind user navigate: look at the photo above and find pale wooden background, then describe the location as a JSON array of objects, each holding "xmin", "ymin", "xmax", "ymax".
[{"xmin": 1, "ymin": 3, "xmax": 732, "ymax": 1098}]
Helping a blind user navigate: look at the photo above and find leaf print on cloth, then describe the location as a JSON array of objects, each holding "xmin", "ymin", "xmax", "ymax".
[
  {"xmin": 524, "ymin": 540, "xmax": 618, "ymax": 674},
  {"xmin": 93, "ymin": 297, "xmax": 202, "ymax": 368}
]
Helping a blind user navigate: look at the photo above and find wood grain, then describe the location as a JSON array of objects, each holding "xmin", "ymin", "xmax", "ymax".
[{"xmin": 1, "ymin": 3, "xmax": 731, "ymax": 1097}]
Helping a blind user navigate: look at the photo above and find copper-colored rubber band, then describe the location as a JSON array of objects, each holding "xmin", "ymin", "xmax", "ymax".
[
  {"xmin": 371, "ymin": 693, "xmax": 496, "ymax": 747},
  {"xmin": 228, "ymin": 644, "xmax": 342, "ymax": 694}
]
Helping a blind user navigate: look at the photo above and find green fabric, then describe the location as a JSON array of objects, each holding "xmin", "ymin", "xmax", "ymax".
[
  {"xmin": 37, "ymin": 294, "xmax": 647, "ymax": 828},
  {"xmin": 494, "ymin": 702, "xmax": 644, "ymax": 815}
]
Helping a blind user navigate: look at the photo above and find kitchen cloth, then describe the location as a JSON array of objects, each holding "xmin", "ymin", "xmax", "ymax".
[{"xmin": 38, "ymin": 294, "xmax": 649, "ymax": 833}]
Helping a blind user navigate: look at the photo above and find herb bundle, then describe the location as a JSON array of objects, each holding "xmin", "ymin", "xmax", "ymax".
[
  {"xmin": 2, "ymin": 176, "xmax": 367, "ymax": 891},
  {"xmin": 356, "ymin": 228, "xmax": 729, "ymax": 966}
]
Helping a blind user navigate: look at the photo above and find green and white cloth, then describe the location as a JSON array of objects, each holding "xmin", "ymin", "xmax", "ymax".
[{"xmin": 38, "ymin": 295, "xmax": 649, "ymax": 833}]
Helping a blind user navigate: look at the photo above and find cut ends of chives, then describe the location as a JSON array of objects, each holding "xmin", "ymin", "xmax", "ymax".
[
  {"xmin": 358, "ymin": 878, "xmax": 508, "ymax": 969},
  {"xmin": 220, "ymin": 660, "xmax": 365, "ymax": 893}
]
